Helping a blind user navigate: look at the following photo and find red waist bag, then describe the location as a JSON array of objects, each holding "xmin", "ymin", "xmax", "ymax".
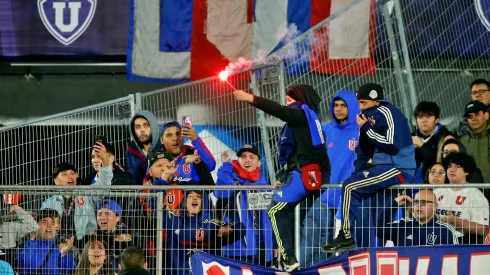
[{"xmin": 300, "ymin": 164, "xmax": 322, "ymax": 191}]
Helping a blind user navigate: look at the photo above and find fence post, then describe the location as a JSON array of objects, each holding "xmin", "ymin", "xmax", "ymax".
[
  {"xmin": 156, "ymin": 192, "xmax": 164, "ymax": 275},
  {"xmin": 381, "ymin": 2, "xmax": 413, "ymax": 122},
  {"xmin": 278, "ymin": 60, "xmax": 287, "ymax": 105},
  {"xmin": 294, "ymin": 204, "xmax": 301, "ymax": 262},
  {"xmin": 250, "ymin": 70, "xmax": 277, "ymax": 184},
  {"xmin": 393, "ymin": 0, "xmax": 418, "ymax": 112},
  {"xmin": 134, "ymin": 92, "xmax": 143, "ymax": 114}
]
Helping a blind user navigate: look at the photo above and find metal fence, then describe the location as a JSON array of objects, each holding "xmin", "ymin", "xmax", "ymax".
[
  {"xmin": 1, "ymin": 0, "xmax": 489, "ymax": 187},
  {"xmin": 138, "ymin": 64, "xmax": 285, "ymax": 184},
  {"xmin": 0, "ymin": 96, "xmax": 135, "ymax": 188},
  {"xmin": 268, "ymin": 0, "xmax": 490, "ymax": 131},
  {"xmin": 0, "ymin": 184, "xmax": 487, "ymax": 274}
]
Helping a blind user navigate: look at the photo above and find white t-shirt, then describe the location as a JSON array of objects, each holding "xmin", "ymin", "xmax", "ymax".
[{"xmin": 433, "ymin": 187, "xmax": 489, "ymax": 227}]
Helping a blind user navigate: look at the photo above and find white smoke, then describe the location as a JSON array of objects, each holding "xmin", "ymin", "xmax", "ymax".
[{"xmin": 223, "ymin": 23, "xmax": 305, "ymax": 75}]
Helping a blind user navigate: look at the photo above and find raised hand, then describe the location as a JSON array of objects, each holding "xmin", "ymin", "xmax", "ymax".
[
  {"xmin": 94, "ymin": 142, "xmax": 109, "ymax": 168},
  {"xmin": 233, "ymin": 90, "xmax": 254, "ymax": 103},
  {"xmin": 221, "ymin": 151, "xmax": 231, "ymax": 163},
  {"xmin": 183, "ymin": 150, "xmax": 201, "ymax": 164}
]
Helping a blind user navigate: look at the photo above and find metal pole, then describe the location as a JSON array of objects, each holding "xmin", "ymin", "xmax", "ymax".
[
  {"xmin": 156, "ymin": 192, "xmax": 164, "ymax": 275},
  {"xmin": 134, "ymin": 92, "xmax": 143, "ymax": 113},
  {"xmin": 278, "ymin": 60, "xmax": 287, "ymax": 105},
  {"xmin": 128, "ymin": 94, "xmax": 136, "ymax": 118},
  {"xmin": 294, "ymin": 204, "xmax": 300, "ymax": 261},
  {"xmin": 381, "ymin": 3, "xmax": 413, "ymax": 121},
  {"xmin": 250, "ymin": 70, "xmax": 277, "ymax": 184},
  {"xmin": 393, "ymin": 0, "xmax": 418, "ymax": 111}
]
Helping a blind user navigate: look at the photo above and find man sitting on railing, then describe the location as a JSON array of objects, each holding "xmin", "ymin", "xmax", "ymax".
[
  {"xmin": 213, "ymin": 146, "xmax": 277, "ymax": 267},
  {"xmin": 434, "ymin": 152, "xmax": 489, "ymax": 244},
  {"xmin": 126, "ymin": 111, "xmax": 161, "ymax": 185},
  {"xmin": 153, "ymin": 121, "xmax": 215, "ymax": 186},
  {"xmin": 379, "ymin": 189, "xmax": 462, "ymax": 246},
  {"xmin": 40, "ymin": 142, "xmax": 113, "ymax": 244}
]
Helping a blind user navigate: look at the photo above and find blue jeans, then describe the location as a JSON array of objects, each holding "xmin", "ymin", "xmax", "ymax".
[{"xmin": 300, "ymin": 198, "xmax": 335, "ymax": 267}]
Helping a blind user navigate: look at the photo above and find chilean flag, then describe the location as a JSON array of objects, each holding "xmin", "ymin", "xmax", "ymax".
[{"xmin": 127, "ymin": 0, "xmax": 376, "ymax": 83}]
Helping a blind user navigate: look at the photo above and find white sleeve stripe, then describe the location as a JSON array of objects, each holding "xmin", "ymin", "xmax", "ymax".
[
  {"xmin": 365, "ymin": 106, "xmax": 395, "ymax": 144},
  {"xmin": 435, "ymin": 221, "xmax": 461, "ymax": 244},
  {"xmin": 379, "ymin": 106, "xmax": 395, "ymax": 143},
  {"xmin": 366, "ymin": 129, "xmax": 391, "ymax": 144}
]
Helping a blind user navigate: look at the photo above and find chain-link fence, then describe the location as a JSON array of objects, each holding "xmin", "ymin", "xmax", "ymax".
[
  {"xmin": 0, "ymin": 97, "xmax": 134, "ymax": 188},
  {"xmin": 138, "ymin": 64, "xmax": 285, "ymax": 183}
]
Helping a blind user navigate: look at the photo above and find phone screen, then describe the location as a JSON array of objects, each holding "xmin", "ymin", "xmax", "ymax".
[{"xmin": 182, "ymin": 116, "xmax": 192, "ymax": 126}]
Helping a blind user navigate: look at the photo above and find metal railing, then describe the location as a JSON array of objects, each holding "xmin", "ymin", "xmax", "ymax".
[{"xmin": 0, "ymin": 184, "xmax": 488, "ymax": 274}]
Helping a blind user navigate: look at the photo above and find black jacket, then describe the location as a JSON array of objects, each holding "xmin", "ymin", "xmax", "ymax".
[
  {"xmin": 119, "ymin": 266, "xmax": 150, "ymax": 275},
  {"xmin": 251, "ymin": 96, "xmax": 331, "ymax": 179},
  {"xmin": 413, "ymin": 125, "xmax": 452, "ymax": 177},
  {"xmin": 80, "ymin": 164, "xmax": 132, "ymax": 186}
]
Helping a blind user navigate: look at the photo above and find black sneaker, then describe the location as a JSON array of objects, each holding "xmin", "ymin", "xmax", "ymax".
[
  {"xmin": 283, "ymin": 255, "xmax": 300, "ymax": 272},
  {"xmin": 322, "ymin": 233, "xmax": 356, "ymax": 253}
]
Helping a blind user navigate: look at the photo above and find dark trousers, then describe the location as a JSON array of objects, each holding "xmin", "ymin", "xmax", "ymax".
[
  {"xmin": 268, "ymin": 171, "xmax": 322, "ymax": 260},
  {"xmin": 340, "ymin": 166, "xmax": 411, "ymax": 239}
]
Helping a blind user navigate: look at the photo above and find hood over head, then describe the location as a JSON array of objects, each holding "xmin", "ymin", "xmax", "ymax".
[
  {"xmin": 286, "ymin": 84, "xmax": 322, "ymax": 114},
  {"xmin": 182, "ymin": 190, "xmax": 211, "ymax": 218},
  {"xmin": 129, "ymin": 110, "xmax": 160, "ymax": 151},
  {"xmin": 330, "ymin": 90, "xmax": 360, "ymax": 125}
]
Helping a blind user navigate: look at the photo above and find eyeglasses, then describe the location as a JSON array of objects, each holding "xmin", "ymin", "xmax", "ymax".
[
  {"xmin": 429, "ymin": 171, "xmax": 446, "ymax": 176},
  {"xmin": 471, "ymin": 89, "xmax": 490, "ymax": 96},
  {"xmin": 442, "ymin": 149, "xmax": 458, "ymax": 156},
  {"xmin": 412, "ymin": 200, "xmax": 434, "ymax": 206}
]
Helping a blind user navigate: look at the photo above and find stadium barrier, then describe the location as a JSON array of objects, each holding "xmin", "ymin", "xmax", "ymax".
[{"xmin": 0, "ymin": 184, "xmax": 488, "ymax": 274}]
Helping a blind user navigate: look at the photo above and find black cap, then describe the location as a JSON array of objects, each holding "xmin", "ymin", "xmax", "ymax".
[
  {"xmin": 36, "ymin": 208, "xmax": 60, "ymax": 222},
  {"xmin": 52, "ymin": 163, "xmax": 77, "ymax": 178},
  {"xmin": 237, "ymin": 144, "xmax": 260, "ymax": 159},
  {"xmin": 148, "ymin": 151, "xmax": 173, "ymax": 167},
  {"xmin": 356, "ymin": 83, "xmax": 390, "ymax": 103},
  {"xmin": 464, "ymin": 100, "xmax": 487, "ymax": 117}
]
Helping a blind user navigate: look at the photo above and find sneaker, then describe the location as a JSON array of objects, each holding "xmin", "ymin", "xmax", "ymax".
[
  {"xmin": 283, "ymin": 255, "xmax": 300, "ymax": 272},
  {"xmin": 322, "ymin": 232, "xmax": 356, "ymax": 253}
]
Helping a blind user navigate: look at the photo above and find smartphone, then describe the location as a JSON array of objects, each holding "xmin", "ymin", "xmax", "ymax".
[
  {"xmin": 182, "ymin": 115, "xmax": 192, "ymax": 127},
  {"xmin": 95, "ymin": 135, "xmax": 107, "ymax": 144}
]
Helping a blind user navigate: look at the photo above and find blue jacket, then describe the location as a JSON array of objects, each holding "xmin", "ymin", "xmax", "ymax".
[
  {"xmin": 355, "ymin": 103, "xmax": 416, "ymax": 175},
  {"xmin": 213, "ymin": 162, "xmax": 276, "ymax": 262},
  {"xmin": 153, "ymin": 139, "xmax": 216, "ymax": 185},
  {"xmin": 165, "ymin": 191, "xmax": 244, "ymax": 275},
  {"xmin": 377, "ymin": 217, "xmax": 462, "ymax": 246},
  {"xmin": 16, "ymin": 238, "xmax": 77, "ymax": 275},
  {"xmin": 321, "ymin": 91, "xmax": 359, "ymax": 209},
  {"xmin": 125, "ymin": 110, "xmax": 161, "ymax": 185}
]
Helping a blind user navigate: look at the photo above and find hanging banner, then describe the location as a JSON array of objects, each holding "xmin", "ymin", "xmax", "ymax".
[
  {"xmin": 191, "ymin": 245, "xmax": 490, "ymax": 274},
  {"xmin": 0, "ymin": 0, "xmax": 129, "ymax": 56}
]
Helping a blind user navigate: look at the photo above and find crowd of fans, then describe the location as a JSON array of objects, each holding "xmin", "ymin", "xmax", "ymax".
[{"xmin": 1, "ymin": 79, "xmax": 490, "ymax": 274}]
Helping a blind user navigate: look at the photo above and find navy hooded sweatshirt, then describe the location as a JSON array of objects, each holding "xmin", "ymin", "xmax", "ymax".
[{"xmin": 125, "ymin": 111, "xmax": 160, "ymax": 185}]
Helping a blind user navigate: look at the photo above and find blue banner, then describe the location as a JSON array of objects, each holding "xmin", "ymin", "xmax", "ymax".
[
  {"xmin": 191, "ymin": 245, "xmax": 490, "ymax": 274},
  {"xmin": 0, "ymin": 0, "xmax": 128, "ymax": 57},
  {"xmin": 399, "ymin": 0, "xmax": 490, "ymax": 59}
]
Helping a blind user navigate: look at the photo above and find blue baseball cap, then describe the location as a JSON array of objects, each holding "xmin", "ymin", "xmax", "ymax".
[
  {"xmin": 97, "ymin": 199, "xmax": 122, "ymax": 216},
  {"xmin": 160, "ymin": 121, "xmax": 181, "ymax": 136}
]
